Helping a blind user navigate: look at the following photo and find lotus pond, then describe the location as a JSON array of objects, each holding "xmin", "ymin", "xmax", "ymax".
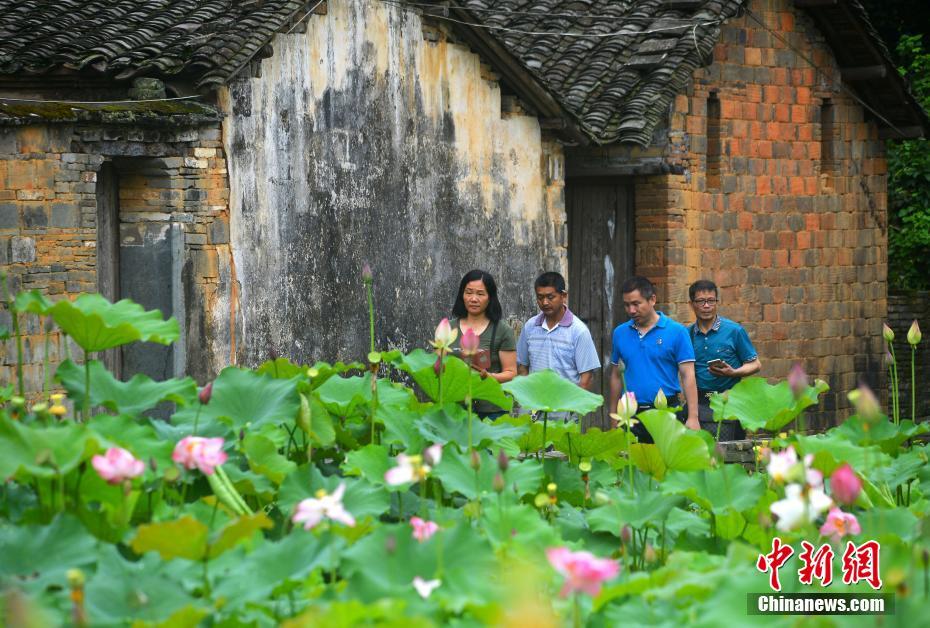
[{"xmin": 0, "ymin": 289, "xmax": 928, "ymax": 626}]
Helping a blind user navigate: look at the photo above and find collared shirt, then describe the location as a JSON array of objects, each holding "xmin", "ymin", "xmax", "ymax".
[
  {"xmin": 610, "ymin": 311, "xmax": 694, "ymax": 404},
  {"xmin": 516, "ymin": 307, "xmax": 600, "ymax": 384},
  {"xmin": 689, "ymin": 315, "xmax": 758, "ymax": 392}
]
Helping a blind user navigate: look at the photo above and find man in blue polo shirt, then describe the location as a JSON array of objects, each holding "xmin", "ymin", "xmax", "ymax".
[
  {"xmin": 688, "ymin": 279, "xmax": 761, "ymax": 440},
  {"xmin": 609, "ymin": 276, "xmax": 699, "ymax": 443},
  {"xmin": 516, "ymin": 271, "xmax": 600, "ymax": 390}
]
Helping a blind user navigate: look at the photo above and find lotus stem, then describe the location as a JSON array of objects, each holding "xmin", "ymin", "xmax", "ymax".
[{"xmin": 911, "ymin": 346, "xmax": 917, "ymax": 422}]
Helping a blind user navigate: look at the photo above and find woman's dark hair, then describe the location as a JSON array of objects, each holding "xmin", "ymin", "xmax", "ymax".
[{"xmin": 452, "ymin": 269, "xmax": 503, "ymax": 322}]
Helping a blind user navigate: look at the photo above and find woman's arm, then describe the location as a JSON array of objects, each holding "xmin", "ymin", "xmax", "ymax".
[{"xmin": 489, "ymin": 350, "xmax": 517, "ymax": 383}]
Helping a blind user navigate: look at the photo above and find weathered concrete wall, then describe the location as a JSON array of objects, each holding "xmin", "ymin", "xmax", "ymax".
[
  {"xmin": 640, "ymin": 0, "xmax": 888, "ymax": 427},
  {"xmin": 219, "ymin": 0, "xmax": 566, "ymax": 365}
]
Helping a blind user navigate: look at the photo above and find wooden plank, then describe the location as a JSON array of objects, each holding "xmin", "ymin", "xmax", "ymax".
[
  {"xmin": 96, "ymin": 161, "xmax": 122, "ymax": 377},
  {"xmin": 840, "ymin": 65, "xmax": 887, "ymax": 81}
]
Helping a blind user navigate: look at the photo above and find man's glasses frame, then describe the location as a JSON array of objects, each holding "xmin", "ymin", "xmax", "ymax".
[{"xmin": 691, "ymin": 298, "xmax": 718, "ymax": 306}]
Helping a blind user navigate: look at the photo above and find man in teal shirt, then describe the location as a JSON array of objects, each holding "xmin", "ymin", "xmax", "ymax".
[{"xmin": 688, "ymin": 279, "xmax": 761, "ymax": 440}]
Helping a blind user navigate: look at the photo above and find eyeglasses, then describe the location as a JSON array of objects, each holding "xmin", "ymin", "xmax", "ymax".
[
  {"xmin": 691, "ymin": 298, "xmax": 718, "ymax": 306},
  {"xmin": 535, "ymin": 293, "xmax": 562, "ymax": 303}
]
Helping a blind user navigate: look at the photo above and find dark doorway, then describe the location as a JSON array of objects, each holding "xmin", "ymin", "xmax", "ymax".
[
  {"xmin": 567, "ymin": 179, "xmax": 635, "ymax": 429},
  {"xmin": 95, "ymin": 158, "xmax": 183, "ymax": 385}
]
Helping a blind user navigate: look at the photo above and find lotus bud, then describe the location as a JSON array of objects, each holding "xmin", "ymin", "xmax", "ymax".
[
  {"xmin": 830, "ymin": 463, "xmax": 862, "ymax": 505},
  {"xmin": 433, "ymin": 356, "xmax": 443, "ymax": 376},
  {"xmin": 883, "ymin": 323, "xmax": 894, "ymax": 343},
  {"xmin": 787, "ymin": 362, "xmax": 808, "ymax": 398},
  {"xmin": 620, "ymin": 524, "xmax": 632, "ymax": 545},
  {"xmin": 470, "ymin": 450, "xmax": 481, "ymax": 471},
  {"xmin": 460, "ymin": 327, "xmax": 480, "ymax": 357},
  {"xmin": 361, "ymin": 262, "xmax": 373, "ymax": 284},
  {"xmin": 199, "ymin": 382, "xmax": 213, "ymax": 405},
  {"xmin": 66, "ymin": 568, "xmax": 85, "ymax": 588},
  {"xmin": 497, "ymin": 450, "xmax": 509, "ymax": 472},
  {"xmin": 847, "ymin": 384, "xmax": 881, "ymax": 421},
  {"xmin": 430, "ymin": 318, "xmax": 458, "ymax": 352},
  {"xmin": 883, "ymin": 350, "xmax": 894, "ymax": 367},
  {"xmin": 654, "ymin": 388, "xmax": 667, "ymax": 410},
  {"xmin": 908, "ymin": 320, "xmax": 921, "ymax": 346},
  {"xmin": 423, "ymin": 443, "xmax": 443, "ymax": 467},
  {"xmin": 616, "ymin": 392, "xmax": 637, "ymax": 420},
  {"xmin": 644, "ymin": 543, "xmax": 657, "ymax": 563},
  {"xmin": 493, "ymin": 472, "xmax": 505, "ymax": 493}
]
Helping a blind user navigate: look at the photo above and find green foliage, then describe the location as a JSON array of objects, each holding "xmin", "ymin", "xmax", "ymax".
[
  {"xmin": 502, "ymin": 369, "xmax": 603, "ymax": 414},
  {"xmin": 888, "ymin": 35, "xmax": 930, "ymax": 289},
  {"xmin": 710, "ymin": 376, "xmax": 829, "ymax": 432},
  {"xmin": 4, "ymin": 290, "xmax": 930, "ymax": 625},
  {"xmin": 50, "ymin": 294, "xmax": 179, "ymax": 353}
]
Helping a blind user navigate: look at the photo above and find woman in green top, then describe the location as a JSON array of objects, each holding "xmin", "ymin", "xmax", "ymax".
[{"xmin": 449, "ymin": 269, "xmax": 517, "ymax": 419}]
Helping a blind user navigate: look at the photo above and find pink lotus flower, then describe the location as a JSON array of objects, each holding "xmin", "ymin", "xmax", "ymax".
[
  {"xmin": 546, "ymin": 547, "xmax": 620, "ymax": 597},
  {"xmin": 172, "ymin": 436, "xmax": 227, "ymax": 475},
  {"xmin": 91, "ymin": 447, "xmax": 145, "ymax": 484},
  {"xmin": 788, "ymin": 363, "xmax": 808, "ymax": 397},
  {"xmin": 830, "ymin": 464, "xmax": 862, "ymax": 505},
  {"xmin": 429, "ymin": 318, "xmax": 458, "ymax": 352},
  {"xmin": 410, "ymin": 516, "xmax": 439, "ymax": 542},
  {"xmin": 820, "ymin": 507, "xmax": 861, "ymax": 542},
  {"xmin": 460, "ymin": 327, "xmax": 480, "ymax": 356},
  {"xmin": 293, "ymin": 482, "xmax": 356, "ymax": 529},
  {"xmin": 412, "ymin": 576, "xmax": 441, "ymax": 598},
  {"xmin": 423, "ymin": 443, "xmax": 443, "ymax": 466}
]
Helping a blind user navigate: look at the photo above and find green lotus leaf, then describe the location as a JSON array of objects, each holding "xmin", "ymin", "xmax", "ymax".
[
  {"xmin": 709, "ymin": 376, "xmax": 828, "ymax": 432},
  {"xmin": 50, "ymin": 294, "xmax": 179, "ymax": 353},
  {"xmin": 0, "ymin": 416, "xmax": 100, "ymax": 480},
  {"xmin": 340, "ymin": 522, "xmax": 498, "ymax": 613},
  {"xmin": 554, "ymin": 427, "xmax": 630, "ymax": 464},
  {"xmin": 587, "ymin": 488, "xmax": 684, "ymax": 532},
  {"xmin": 0, "ymin": 514, "xmax": 101, "ymax": 590},
  {"xmin": 433, "ymin": 448, "xmax": 544, "ymax": 500},
  {"xmin": 57, "ymin": 359, "xmax": 197, "ymax": 416},
  {"xmin": 130, "ymin": 516, "xmax": 209, "ymax": 560},
  {"xmin": 662, "ymin": 465, "xmax": 765, "ymax": 514},
  {"xmin": 85, "ymin": 546, "xmax": 201, "ymax": 624},
  {"xmin": 639, "ymin": 409, "xmax": 712, "ymax": 474},
  {"xmin": 13, "ymin": 289, "xmax": 53, "ymax": 315},
  {"xmin": 167, "ymin": 367, "xmax": 301, "ymax": 439},
  {"xmin": 416, "ymin": 403, "xmax": 528, "ymax": 449},
  {"xmin": 502, "ymin": 369, "xmax": 602, "ymax": 414},
  {"xmin": 242, "ymin": 432, "xmax": 296, "ymax": 484},
  {"xmin": 208, "ymin": 512, "xmax": 273, "ymax": 558},
  {"xmin": 392, "ymin": 349, "xmax": 512, "ymax": 410}
]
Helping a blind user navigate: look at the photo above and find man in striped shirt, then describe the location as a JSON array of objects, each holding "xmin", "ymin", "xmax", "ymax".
[{"xmin": 516, "ymin": 272, "xmax": 600, "ymax": 390}]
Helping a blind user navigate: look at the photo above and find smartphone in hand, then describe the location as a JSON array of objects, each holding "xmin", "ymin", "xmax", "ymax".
[{"xmin": 707, "ymin": 358, "xmax": 727, "ymax": 369}]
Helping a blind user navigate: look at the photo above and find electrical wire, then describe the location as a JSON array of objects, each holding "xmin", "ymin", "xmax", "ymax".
[
  {"xmin": 377, "ymin": 0, "xmax": 723, "ymax": 38},
  {"xmin": 0, "ymin": 95, "xmax": 201, "ymax": 105},
  {"xmin": 285, "ymin": 0, "xmax": 326, "ymax": 35}
]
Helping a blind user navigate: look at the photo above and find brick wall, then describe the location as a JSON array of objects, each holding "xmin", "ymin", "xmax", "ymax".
[
  {"xmin": 0, "ymin": 122, "xmax": 232, "ymax": 396},
  {"xmin": 887, "ymin": 291, "xmax": 930, "ymax": 423},
  {"xmin": 635, "ymin": 0, "xmax": 888, "ymax": 427}
]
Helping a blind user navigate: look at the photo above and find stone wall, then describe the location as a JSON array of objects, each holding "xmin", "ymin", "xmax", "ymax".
[
  {"xmin": 0, "ymin": 122, "xmax": 232, "ymax": 394},
  {"xmin": 887, "ymin": 291, "xmax": 930, "ymax": 423},
  {"xmin": 640, "ymin": 0, "xmax": 888, "ymax": 427},
  {"xmin": 219, "ymin": 0, "xmax": 568, "ymax": 367}
]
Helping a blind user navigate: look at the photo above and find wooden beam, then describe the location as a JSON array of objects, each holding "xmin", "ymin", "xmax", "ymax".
[
  {"xmin": 840, "ymin": 65, "xmax": 887, "ymax": 81},
  {"xmin": 877, "ymin": 125, "xmax": 925, "ymax": 139},
  {"xmin": 539, "ymin": 118, "xmax": 566, "ymax": 129}
]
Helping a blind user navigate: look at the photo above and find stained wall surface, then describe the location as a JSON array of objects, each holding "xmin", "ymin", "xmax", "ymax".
[{"xmin": 220, "ymin": 0, "xmax": 567, "ymax": 365}]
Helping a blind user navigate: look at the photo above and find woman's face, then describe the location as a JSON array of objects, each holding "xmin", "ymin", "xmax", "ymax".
[{"xmin": 462, "ymin": 279, "xmax": 490, "ymax": 316}]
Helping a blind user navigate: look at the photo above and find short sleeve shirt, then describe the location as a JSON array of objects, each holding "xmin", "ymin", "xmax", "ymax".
[
  {"xmin": 689, "ymin": 316, "xmax": 758, "ymax": 392},
  {"xmin": 610, "ymin": 312, "xmax": 695, "ymax": 403},
  {"xmin": 516, "ymin": 307, "xmax": 600, "ymax": 384}
]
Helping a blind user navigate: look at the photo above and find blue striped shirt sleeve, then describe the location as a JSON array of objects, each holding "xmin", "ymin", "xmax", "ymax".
[
  {"xmin": 574, "ymin": 326, "xmax": 601, "ymax": 373},
  {"xmin": 516, "ymin": 324, "xmax": 530, "ymax": 366}
]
